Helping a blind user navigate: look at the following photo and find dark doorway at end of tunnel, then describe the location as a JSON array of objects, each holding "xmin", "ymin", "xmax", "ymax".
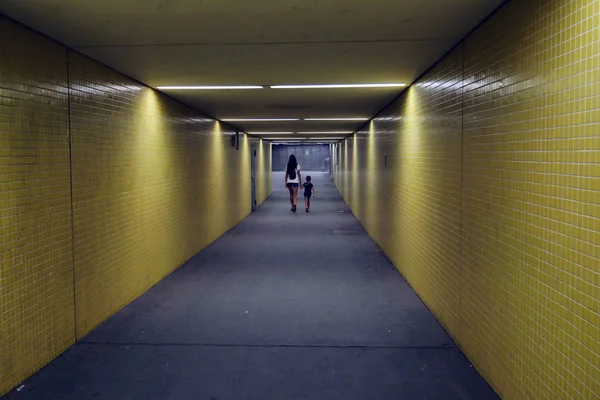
[{"xmin": 272, "ymin": 144, "xmax": 330, "ymax": 171}]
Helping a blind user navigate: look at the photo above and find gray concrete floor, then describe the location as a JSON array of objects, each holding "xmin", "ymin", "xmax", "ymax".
[{"xmin": 5, "ymin": 172, "xmax": 499, "ymax": 400}]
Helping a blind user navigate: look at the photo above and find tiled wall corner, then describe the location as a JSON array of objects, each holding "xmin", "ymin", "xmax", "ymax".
[
  {"xmin": 0, "ymin": 18, "xmax": 75, "ymax": 395},
  {"xmin": 255, "ymin": 139, "xmax": 273, "ymax": 206}
]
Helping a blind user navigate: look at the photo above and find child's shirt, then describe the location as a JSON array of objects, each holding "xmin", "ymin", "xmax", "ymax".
[{"xmin": 303, "ymin": 182, "xmax": 314, "ymax": 197}]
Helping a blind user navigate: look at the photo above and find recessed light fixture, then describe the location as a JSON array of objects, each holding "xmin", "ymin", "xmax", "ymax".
[
  {"xmin": 266, "ymin": 138, "xmax": 306, "ymax": 140},
  {"xmin": 270, "ymin": 83, "xmax": 406, "ymax": 89},
  {"xmin": 302, "ymin": 137, "xmax": 345, "ymax": 140},
  {"xmin": 156, "ymin": 85, "xmax": 263, "ymax": 90},
  {"xmin": 266, "ymin": 137, "xmax": 344, "ymax": 141},
  {"xmin": 263, "ymin": 138, "xmax": 306, "ymax": 141},
  {"xmin": 247, "ymin": 132, "xmax": 295, "ymax": 135},
  {"xmin": 304, "ymin": 118, "xmax": 369, "ymax": 121},
  {"xmin": 221, "ymin": 118, "xmax": 300, "ymax": 122},
  {"xmin": 296, "ymin": 131, "xmax": 353, "ymax": 134},
  {"xmin": 190, "ymin": 118, "xmax": 215, "ymax": 122}
]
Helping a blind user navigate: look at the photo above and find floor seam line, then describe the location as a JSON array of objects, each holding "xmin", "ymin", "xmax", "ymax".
[{"xmin": 78, "ymin": 341, "xmax": 458, "ymax": 350}]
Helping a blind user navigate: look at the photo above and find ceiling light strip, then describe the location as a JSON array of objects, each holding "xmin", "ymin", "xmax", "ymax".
[
  {"xmin": 296, "ymin": 131, "xmax": 354, "ymax": 135},
  {"xmin": 267, "ymin": 137, "xmax": 344, "ymax": 140},
  {"xmin": 270, "ymin": 83, "xmax": 405, "ymax": 89},
  {"xmin": 221, "ymin": 118, "xmax": 299, "ymax": 122},
  {"xmin": 248, "ymin": 132, "xmax": 294, "ymax": 135},
  {"xmin": 157, "ymin": 86, "xmax": 263, "ymax": 90},
  {"xmin": 304, "ymin": 118, "xmax": 369, "ymax": 121}
]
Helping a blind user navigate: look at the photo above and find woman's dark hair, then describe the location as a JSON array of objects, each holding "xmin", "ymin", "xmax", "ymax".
[{"xmin": 286, "ymin": 154, "xmax": 297, "ymax": 175}]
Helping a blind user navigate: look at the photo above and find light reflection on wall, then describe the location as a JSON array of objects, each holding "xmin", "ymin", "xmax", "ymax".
[
  {"xmin": 365, "ymin": 121, "xmax": 377, "ymax": 230},
  {"xmin": 351, "ymin": 133, "xmax": 360, "ymax": 217},
  {"xmin": 208, "ymin": 121, "xmax": 228, "ymax": 237},
  {"xmin": 238, "ymin": 133, "xmax": 252, "ymax": 215},
  {"xmin": 134, "ymin": 87, "xmax": 170, "ymax": 300},
  {"xmin": 69, "ymin": 82, "xmax": 144, "ymax": 96},
  {"xmin": 400, "ymin": 86, "xmax": 434, "ymax": 296},
  {"xmin": 254, "ymin": 139, "xmax": 272, "ymax": 206},
  {"xmin": 343, "ymin": 138, "xmax": 349, "ymax": 196}
]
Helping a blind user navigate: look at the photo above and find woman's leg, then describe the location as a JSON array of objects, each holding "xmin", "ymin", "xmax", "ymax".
[
  {"xmin": 292, "ymin": 185, "xmax": 298, "ymax": 207},
  {"xmin": 288, "ymin": 184, "xmax": 294, "ymax": 207}
]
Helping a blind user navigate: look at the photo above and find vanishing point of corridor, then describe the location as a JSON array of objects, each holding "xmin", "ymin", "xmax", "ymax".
[{"xmin": 4, "ymin": 172, "xmax": 497, "ymax": 399}]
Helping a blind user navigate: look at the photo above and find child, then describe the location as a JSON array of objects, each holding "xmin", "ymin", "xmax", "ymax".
[{"xmin": 302, "ymin": 176, "xmax": 316, "ymax": 212}]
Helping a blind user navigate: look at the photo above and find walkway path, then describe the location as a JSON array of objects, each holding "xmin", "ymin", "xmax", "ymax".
[{"xmin": 5, "ymin": 171, "xmax": 498, "ymax": 400}]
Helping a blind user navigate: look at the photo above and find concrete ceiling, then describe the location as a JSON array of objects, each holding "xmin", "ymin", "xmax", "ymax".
[{"xmin": 0, "ymin": 0, "xmax": 504, "ymax": 142}]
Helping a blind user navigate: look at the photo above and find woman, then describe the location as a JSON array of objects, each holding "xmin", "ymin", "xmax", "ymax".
[{"xmin": 285, "ymin": 154, "xmax": 302, "ymax": 212}]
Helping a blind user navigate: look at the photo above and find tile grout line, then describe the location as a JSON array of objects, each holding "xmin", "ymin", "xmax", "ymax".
[
  {"xmin": 458, "ymin": 41, "xmax": 465, "ymax": 347},
  {"xmin": 66, "ymin": 48, "xmax": 78, "ymax": 342}
]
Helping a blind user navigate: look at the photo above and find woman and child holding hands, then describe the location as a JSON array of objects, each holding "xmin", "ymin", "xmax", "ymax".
[{"xmin": 285, "ymin": 154, "xmax": 316, "ymax": 213}]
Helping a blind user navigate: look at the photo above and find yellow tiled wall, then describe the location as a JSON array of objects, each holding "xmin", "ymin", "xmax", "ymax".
[
  {"xmin": 254, "ymin": 138, "xmax": 273, "ymax": 206},
  {"xmin": 334, "ymin": 1, "xmax": 599, "ymax": 399},
  {"xmin": 0, "ymin": 19, "xmax": 75, "ymax": 395},
  {"xmin": 68, "ymin": 52, "xmax": 255, "ymax": 337},
  {"xmin": 1, "ymin": 17, "xmax": 271, "ymax": 395}
]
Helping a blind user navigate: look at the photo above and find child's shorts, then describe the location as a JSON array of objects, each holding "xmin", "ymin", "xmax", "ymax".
[{"xmin": 304, "ymin": 195, "xmax": 311, "ymax": 201}]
